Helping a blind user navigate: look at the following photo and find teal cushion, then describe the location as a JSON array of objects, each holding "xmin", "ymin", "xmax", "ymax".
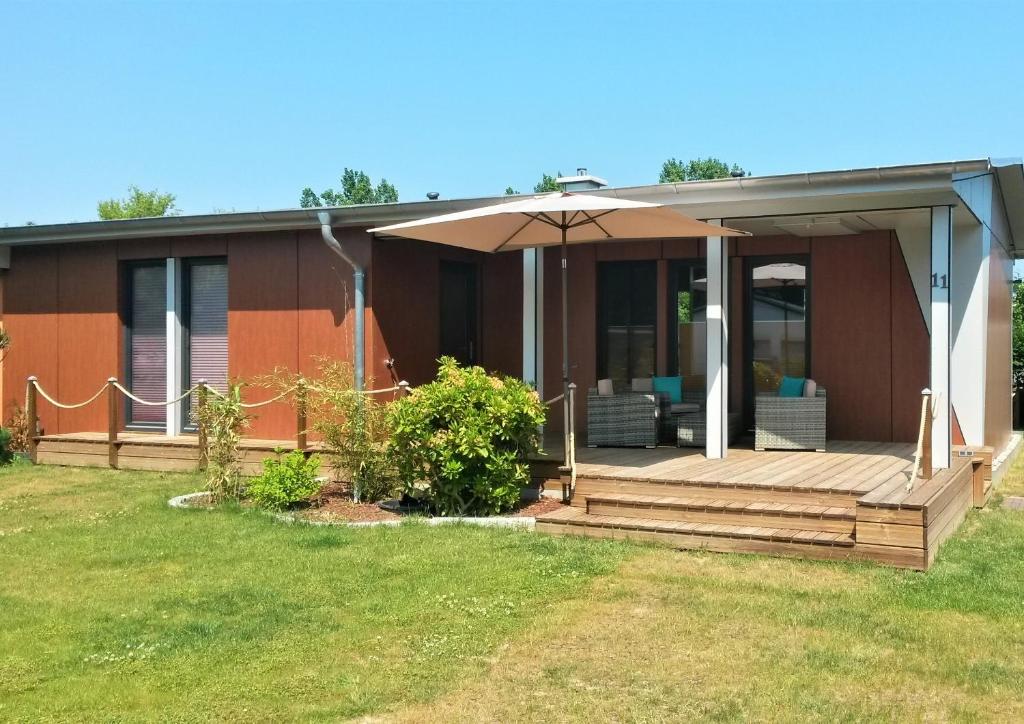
[
  {"xmin": 653, "ymin": 375, "xmax": 683, "ymax": 404},
  {"xmin": 779, "ymin": 376, "xmax": 805, "ymax": 397}
]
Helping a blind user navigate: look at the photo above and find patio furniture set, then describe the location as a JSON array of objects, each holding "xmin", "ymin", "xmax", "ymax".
[{"xmin": 587, "ymin": 375, "xmax": 826, "ymax": 451}]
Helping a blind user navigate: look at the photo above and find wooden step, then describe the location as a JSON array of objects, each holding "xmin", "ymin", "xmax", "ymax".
[
  {"xmin": 586, "ymin": 492, "xmax": 855, "ymax": 534},
  {"xmin": 537, "ymin": 506, "xmax": 855, "ymax": 554},
  {"xmin": 572, "ymin": 476, "xmax": 862, "ymax": 510}
]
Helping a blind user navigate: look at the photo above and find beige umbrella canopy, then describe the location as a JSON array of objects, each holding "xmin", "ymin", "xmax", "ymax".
[
  {"xmin": 370, "ymin": 192, "xmax": 748, "ymax": 457},
  {"xmin": 369, "ymin": 191, "xmax": 746, "ymax": 250}
]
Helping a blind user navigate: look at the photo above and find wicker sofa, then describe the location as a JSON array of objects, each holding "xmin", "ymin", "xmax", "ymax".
[
  {"xmin": 586, "ymin": 388, "xmax": 659, "ymax": 448},
  {"xmin": 754, "ymin": 387, "xmax": 827, "ymax": 451}
]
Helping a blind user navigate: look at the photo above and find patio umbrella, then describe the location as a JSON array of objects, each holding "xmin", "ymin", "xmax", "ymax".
[{"xmin": 369, "ymin": 192, "xmax": 748, "ymax": 461}]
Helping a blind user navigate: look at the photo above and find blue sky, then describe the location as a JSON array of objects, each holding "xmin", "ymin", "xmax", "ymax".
[{"xmin": 1, "ymin": 0, "xmax": 1022, "ymax": 226}]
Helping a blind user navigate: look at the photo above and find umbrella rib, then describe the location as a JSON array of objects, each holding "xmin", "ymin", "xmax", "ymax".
[
  {"xmin": 536, "ymin": 212, "xmax": 563, "ymax": 229},
  {"xmin": 578, "ymin": 210, "xmax": 614, "ymax": 238},
  {"xmin": 566, "ymin": 209, "xmax": 616, "ymax": 229},
  {"xmin": 492, "ymin": 214, "xmax": 542, "ymax": 252}
]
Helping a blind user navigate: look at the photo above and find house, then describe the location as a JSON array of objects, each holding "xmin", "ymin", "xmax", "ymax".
[{"xmin": 2, "ymin": 157, "xmax": 1021, "ymax": 568}]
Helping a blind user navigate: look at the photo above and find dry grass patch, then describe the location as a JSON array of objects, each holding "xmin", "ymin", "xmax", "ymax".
[{"xmin": 394, "ymin": 504, "xmax": 1024, "ymax": 722}]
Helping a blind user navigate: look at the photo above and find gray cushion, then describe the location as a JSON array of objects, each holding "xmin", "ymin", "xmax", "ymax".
[
  {"xmin": 597, "ymin": 378, "xmax": 614, "ymax": 396},
  {"xmin": 670, "ymin": 402, "xmax": 701, "ymax": 414},
  {"xmin": 631, "ymin": 377, "xmax": 653, "ymax": 393}
]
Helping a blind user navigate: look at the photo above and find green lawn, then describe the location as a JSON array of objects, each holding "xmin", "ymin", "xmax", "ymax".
[
  {"xmin": 3, "ymin": 458, "xmax": 1024, "ymax": 722},
  {"xmin": 0, "ymin": 463, "xmax": 629, "ymax": 721}
]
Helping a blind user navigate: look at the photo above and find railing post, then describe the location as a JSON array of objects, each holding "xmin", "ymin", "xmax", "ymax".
[
  {"xmin": 106, "ymin": 377, "xmax": 118, "ymax": 468},
  {"xmin": 560, "ymin": 383, "xmax": 577, "ymax": 503},
  {"xmin": 398, "ymin": 380, "xmax": 411, "ymax": 396},
  {"xmin": 921, "ymin": 388, "xmax": 933, "ymax": 480},
  {"xmin": 196, "ymin": 380, "xmax": 208, "ymax": 470},
  {"xmin": 295, "ymin": 379, "xmax": 307, "ymax": 451},
  {"xmin": 26, "ymin": 376, "xmax": 38, "ymax": 464}
]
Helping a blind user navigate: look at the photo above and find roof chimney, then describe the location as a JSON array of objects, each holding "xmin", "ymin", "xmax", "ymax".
[{"xmin": 556, "ymin": 168, "xmax": 608, "ymax": 192}]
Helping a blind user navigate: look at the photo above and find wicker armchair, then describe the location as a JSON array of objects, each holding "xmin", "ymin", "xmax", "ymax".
[
  {"xmin": 754, "ymin": 387, "xmax": 827, "ymax": 452},
  {"xmin": 587, "ymin": 389, "xmax": 659, "ymax": 448},
  {"xmin": 656, "ymin": 390, "xmax": 704, "ymax": 442}
]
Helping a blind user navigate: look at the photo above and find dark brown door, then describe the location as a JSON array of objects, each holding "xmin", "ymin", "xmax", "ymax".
[{"xmin": 439, "ymin": 261, "xmax": 479, "ymax": 365}]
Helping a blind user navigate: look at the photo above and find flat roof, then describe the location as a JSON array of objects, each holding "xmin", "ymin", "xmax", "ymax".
[{"xmin": 1, "ymin": 158, "xmax": 1020, "ymax": 252}]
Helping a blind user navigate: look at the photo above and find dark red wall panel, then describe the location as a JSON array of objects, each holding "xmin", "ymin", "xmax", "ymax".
[
  {"xmin": 810, "ymin": 232, "xmax": 893, "ymax": 441},
  {"xmin": 480, "ymin": 251, "xmax": 522, "ymax": 377},
  {"xmin": 3, "ymin": 246, "xmax": 61, "ymax": 435},
  {"xmin": 56, "ymin": 243, "xmax": 120, "ymax": 433},
  {"xmin": 228, "ymin": 232, "xmax": 298, "ymax": 438}
]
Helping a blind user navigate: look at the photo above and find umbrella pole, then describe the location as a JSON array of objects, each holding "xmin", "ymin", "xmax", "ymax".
[{"xmin": 560, "ymin": 222, "xmax": 575, "ymax": 485}]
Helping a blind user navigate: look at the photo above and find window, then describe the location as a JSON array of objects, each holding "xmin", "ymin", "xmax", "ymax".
[
  {"xmin": 668, "ymin": 262, "xmax": 707, "ymax": 391},
  {"xmin": 183, "ymin": 259, "xmax": 228, "ymax": 427},
  {"xmin": 597, "ymin": 261, "xmax": 657, "ymax": 385},
  {"xmin": 125, "ymin": 262, "xmax": 167, "ymax": 427}
]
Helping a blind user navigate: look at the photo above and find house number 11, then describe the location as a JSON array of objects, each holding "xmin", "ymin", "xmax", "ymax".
[{"xmin": 931, "ymin": 272, "xmax": 948, "ymax": 289}]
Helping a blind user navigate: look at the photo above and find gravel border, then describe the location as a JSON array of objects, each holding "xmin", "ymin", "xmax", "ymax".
[
  {"xmin": 168, "ymin": 492, "xmax": 213, "ymax": 509},
  {"xmin": 169, "ymin": 491, "xmax": 535, "ymax": 530}
]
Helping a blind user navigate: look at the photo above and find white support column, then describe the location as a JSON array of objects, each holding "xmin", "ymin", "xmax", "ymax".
[
  {"xmin": 705, "ymin": 221, "xmax": 728, "ymax": 459},
  {"xmin": 930, "ymin": 206, "xmax": 952, "ymax": 469},
  {"xmin": 522, "ymin": 247, "xmax": 544, "ymax": 398},
  {"xmin": 165, "ymin": 258, "xmax": 183, "ymax": 436}
]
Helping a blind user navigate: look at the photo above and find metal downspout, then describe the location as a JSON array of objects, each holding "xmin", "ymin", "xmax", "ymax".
[{"xmin": 317, "ymin": 212, "xmax": 365, "ymax": 390}]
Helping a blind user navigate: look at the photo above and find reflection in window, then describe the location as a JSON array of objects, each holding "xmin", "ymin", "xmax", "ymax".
[
  {"xmin": 750, "ymin": 261, "xmax": 807, "ymax": 393},
  {"xmin": 670, "ymin": 263, "xmax": 707, "ymax": 392}
]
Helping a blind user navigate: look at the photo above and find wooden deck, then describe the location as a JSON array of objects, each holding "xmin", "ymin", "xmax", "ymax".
[
  {"xmin": 34, "ymin": 431, "xmax": 991, "ymax": 570},
  {"xmin": 535, "ymin": 441, "xmax": 989, "ymax": 570},
  {"xmin": 34, "ymin": 431, "xmax": 301, "ymax": 476}
]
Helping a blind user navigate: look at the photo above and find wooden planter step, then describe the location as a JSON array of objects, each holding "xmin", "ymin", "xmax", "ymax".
[{"xmin": 585, "ymin": 492, "xmax": 855, "ymax": 534}]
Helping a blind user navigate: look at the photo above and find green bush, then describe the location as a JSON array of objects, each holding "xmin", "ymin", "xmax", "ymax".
[
  {"xmin": 247, "ymin": 449, "xmax": 323, "ymax": 511},
  {"xmin": 193, "ymin": 383, "xmax": 249, "ymax": 503},
  {"xmin": 0, "ymin": 428, "xmax": 13, "ymax": 465},
  {"xmin": 388, "ymin": 357, "xmax": 546, "ymax": 516},
  {"xmin": 309, "ymin": 361, "xmax": 399, "ymax": 503}
]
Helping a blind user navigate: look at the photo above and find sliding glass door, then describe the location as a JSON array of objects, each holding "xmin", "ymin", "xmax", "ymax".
[{"xmin": 123, "ymin": 258, "xmax": 228, "ymax": 432}]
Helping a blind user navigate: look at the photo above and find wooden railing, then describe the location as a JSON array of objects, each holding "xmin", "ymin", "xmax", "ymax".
[
  {"xmin": 23, "ymin": 376, "xmax": 412, "ymax": 469},
  {"xmin": 545, "ymin": 382, "xmax": 577, "ymax": 502}
]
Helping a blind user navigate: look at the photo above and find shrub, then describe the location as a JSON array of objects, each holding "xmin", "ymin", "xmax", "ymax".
[
  {"xmin": 0, "ymin": 428, "xmax": 13, "ymax": 465},
  {"xmin": 247, "ymin": 449, "xmax": 322, "ymax": 511},
  {"xmin": 5, "ymin": 404, "xmax": 29, "ymax": 453},
  {"xmin": 194, "ymin": 383, "xmax": 250, "ymax": 503},
  {"xmin": 388, "ymin": 357, "xmax": 545, "ymax": 516},
  {"xmin": 309, "ymin": 361, "xmax": 399, "ymax": 503}
]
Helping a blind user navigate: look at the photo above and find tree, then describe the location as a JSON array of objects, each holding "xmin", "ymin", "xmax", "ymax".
[
  {"xmin": 534, "ymin": 173, "xmax": 562, "ymax": 193},
  {"xmin": 300, "ymin": 168, "xmax": 398, "ymax": 207},
  {"xmin": 97, "ymin": 186, "xmax": 178, "ymax": 220},
  {"xmin": 504, "ymin": 186, "xmax": 520, "ymax": 196},
  {"xmin": 659, "ymin": 157, "xmax": 746, "ymax": 183}
]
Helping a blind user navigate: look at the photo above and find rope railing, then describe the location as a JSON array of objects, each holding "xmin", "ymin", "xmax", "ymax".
[
  {"xmin": 23, "ymin": 374, "xmax": 416, "ymax": 468},
  {"xmin": 27, "ymin": 377, "xmax": 108, "ymax": 410},
  {"xmin": 110, "ymin": 381, "xmax": 201, "ymax": 407}
]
